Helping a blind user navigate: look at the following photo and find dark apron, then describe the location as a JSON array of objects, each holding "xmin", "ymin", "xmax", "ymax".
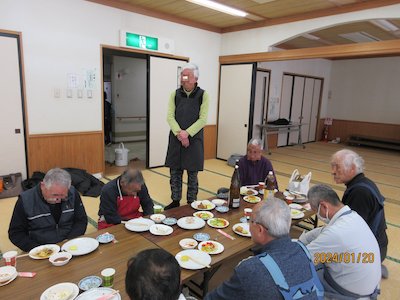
[{"xmin": 165, "ymin": 86, "xmax": 204, "ymax": 171}]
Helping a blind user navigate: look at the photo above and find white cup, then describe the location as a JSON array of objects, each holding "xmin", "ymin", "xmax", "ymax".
[
  {"xmin": 153, "ymin": 205, "xmax": 163, "ymax": 214},
  {"xmin": 3, "ymin": 250, "xmax": 18, "ymax": 267}
]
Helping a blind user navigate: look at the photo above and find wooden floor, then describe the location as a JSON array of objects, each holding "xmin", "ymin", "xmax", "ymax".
[{"xmin": 1, "ymin": 142, "xmax": 399, "ymax": 298}]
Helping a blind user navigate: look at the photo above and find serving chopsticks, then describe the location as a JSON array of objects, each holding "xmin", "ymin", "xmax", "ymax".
[
  {"xmin": 185, "ymin": 255, "xmax": 211, "ymax": 269},
  {"xmin": 95, "ymin": 289, "xmax": 119, "ymax": 300}
]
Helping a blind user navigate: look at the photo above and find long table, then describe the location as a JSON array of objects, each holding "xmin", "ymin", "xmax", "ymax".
[{"xmin": 1, "ymin": 199, "xmax": 316, "ymax": 299}]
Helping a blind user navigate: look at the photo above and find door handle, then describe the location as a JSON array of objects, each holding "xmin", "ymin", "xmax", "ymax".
[{"xmin": 15, "ymin": 129, "xmax": 21, "ymax": 134}]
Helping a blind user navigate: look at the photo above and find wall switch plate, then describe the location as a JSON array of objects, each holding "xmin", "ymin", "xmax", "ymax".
[
  {"xmin": 87, "ymin": 90, "xmax": 93, "ymax": 98},
  {"xmin": 77, "ymin": 89, "xmax": 83, "ymax": 98},
  {"xmin": 67, "ymin": 89, "xmax": 73, "ymax": 98},
  {"xmin": 54, "ymin": 88, "xmax": 61, "ymax": 98}
]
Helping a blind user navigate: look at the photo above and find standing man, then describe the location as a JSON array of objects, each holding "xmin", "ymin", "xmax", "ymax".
[
  {"xmin": 9, "ymin": 168, "xmax": 88, "ymax": 252},
  {"xmin": 164, "ymin": 63, "xmax": 209, "ymax": 210},
  {"xmin": 331, "ymin": 149, "xmax": 389, "ymax": 278}
]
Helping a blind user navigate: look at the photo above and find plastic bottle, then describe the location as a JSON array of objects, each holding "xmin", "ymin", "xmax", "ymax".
[
  {"xmin": 228, "ymin": 162, "xmax": 241, "ymax": 209},
  {"xmin": 264, "ymin": 171, "xmax": 276, "ymax": 201}
]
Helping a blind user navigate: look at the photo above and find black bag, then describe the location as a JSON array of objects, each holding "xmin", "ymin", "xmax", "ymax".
[{"xmin": 267, "ymin": 118, "xmax": 290, "ymax": 125}]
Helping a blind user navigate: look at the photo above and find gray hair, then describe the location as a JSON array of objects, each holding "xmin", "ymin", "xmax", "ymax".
[
  {"xmin": 121, "ymin": 169, "xmax": 144, "ymax": 186},
  {"xmin": 332, "ymin": 149, "xmax": 364, "ymax": 174},
  {"xmin": 253, "ymin": 198, "xmax": 291, "ymax": 238},
  {"xmin": 182, "ymin": 63, "xmax": 199, "ymax": 79},
  {"xmin": 43, "ymin": 168, "xmax": 71, "ymax": 189},
  {"xmin": 307, "ymin": 184, "xmax": 341, "ymax": 209},
  {"xmin": 248, "ymin": 138, "xmax": 262, "ymax": 148}
]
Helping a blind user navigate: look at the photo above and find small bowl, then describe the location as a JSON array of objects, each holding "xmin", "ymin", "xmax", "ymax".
[
  {"xmin": 212, "ymin": 199, "xmax": 226, "ymax": 207},
  {"xmin": 150, "ymin": 214, "xmax": 166, "ymax": 224},
  {"xmin": 49, "ymin": 252, "xmax": 72, "ymax": 266},
  {"xmin": 163, "ymin": 217, "xmax": 177, "ymax": 226},
  {"xmin": 96, "ymin": 233, "xmax": 115, "ymax": 244},
  {"xmin": 193, "ymin": 232, "xmax": 210, "ymax": 242},
  {"xmin": 78, "ymin": 275, "xmax": 102, "ymax": 291},
  {"xmin": 179, "ymin": 238, "xmax": 198, "ymax": 250},
  {"xmin": 215, "ymin": 206, "xmax": 229, "ymax": 213}
]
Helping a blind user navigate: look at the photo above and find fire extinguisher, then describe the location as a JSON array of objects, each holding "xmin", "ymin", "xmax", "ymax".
[{"xmin": 323, "ymin": 125, "xmax": 329, "ymax": 142}]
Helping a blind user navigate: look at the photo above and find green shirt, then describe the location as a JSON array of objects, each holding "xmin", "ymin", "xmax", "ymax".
[{"xmin": 167, "ymin": 88, "xmax": 209, "ymax": 137}]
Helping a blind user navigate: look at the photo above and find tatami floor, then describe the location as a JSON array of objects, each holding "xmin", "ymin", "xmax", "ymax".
[{"xmin": 0, "ymin": 142, "xmax": 398, "ymax": 298}]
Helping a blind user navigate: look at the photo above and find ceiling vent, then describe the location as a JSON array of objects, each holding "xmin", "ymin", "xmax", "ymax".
[{"xmin": 339, "ymin": 32, "xmax": 381, "ymax": 43}]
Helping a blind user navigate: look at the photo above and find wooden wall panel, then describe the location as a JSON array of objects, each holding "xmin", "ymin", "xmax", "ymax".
[
  {"xmin": 204, "ymin": 125, "xmax": 217, "ymax": 159},
  {"xmin": 28, "ymin": 132, "xmax": 104, "ymax": 176},
  {"xmin": 319, "ymin": 119, "xmax": 400, "ymax": 142}
]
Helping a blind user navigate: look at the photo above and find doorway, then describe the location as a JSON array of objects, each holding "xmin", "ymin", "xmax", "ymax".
[
  {"xmin": 0, "ymin": 32, "xmax": 28, "ymax": 179},
  {"xmin": 102, "ymin": 49, "xmax": 147, "ymax": 175}
]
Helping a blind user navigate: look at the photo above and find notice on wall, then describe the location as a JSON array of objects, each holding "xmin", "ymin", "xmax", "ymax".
[{"xmin": 84, "ymin": 69, "xmax": 96, "ymax": 89}]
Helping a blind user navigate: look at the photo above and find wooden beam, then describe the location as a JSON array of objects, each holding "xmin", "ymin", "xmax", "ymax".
[{"xmin": 219, "ymin": 39, "xmax": 400, "ymax": 64}]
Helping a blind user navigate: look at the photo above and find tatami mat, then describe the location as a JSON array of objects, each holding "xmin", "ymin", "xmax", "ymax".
[{"xmin": 0, "ymin": 142, "xmax": 399, "ymax": 298}]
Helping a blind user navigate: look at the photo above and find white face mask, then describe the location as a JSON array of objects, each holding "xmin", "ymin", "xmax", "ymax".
[{"xmin": 317, "ymin": 204, "xmax": 330, "ymax": 224}]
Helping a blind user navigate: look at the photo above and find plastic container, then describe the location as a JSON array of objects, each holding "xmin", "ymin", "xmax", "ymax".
[{"xmin": 115, "ymin": 143, "xmax": 129, "ymax": 166}]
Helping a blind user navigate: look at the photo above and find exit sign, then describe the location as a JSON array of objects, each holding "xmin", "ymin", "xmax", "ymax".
[{"xmin": 121, "ymin": 31, "xmax": 158, "ymax": 51}]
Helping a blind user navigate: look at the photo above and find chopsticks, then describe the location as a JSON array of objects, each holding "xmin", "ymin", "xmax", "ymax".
[
  {"xmin": 96, "ymin": 289, "xmax": 119, "ymax": 300},
  {"xmin": 16, "ymin": 253, "xmax": 30, "ymax": 259},
  {"xmin": 217, "ymin": 229, "xmax": 236, "ymax": 240}
]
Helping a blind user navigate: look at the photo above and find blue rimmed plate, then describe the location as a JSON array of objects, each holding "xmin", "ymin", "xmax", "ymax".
[
  {"xmin": 96, "ymin": 233, "xmax": 114, "ymax": 244},
  {"xmin": 78, "ymin": 276, "xmax": 102, "ymax": 291},
  {"xmin": 193, "ymin": 232, "xmax": 210, "ymax": 242},
  {"xmin": 162, "ymin": 217, "xmax": 177, "ymax": 226},
  {"xmin": 215, "ymin": 206, "xmax": 229, "ymax": 213}
]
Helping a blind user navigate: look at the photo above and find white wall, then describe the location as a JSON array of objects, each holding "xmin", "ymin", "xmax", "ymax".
[
  {"xmin": 221, "ymin": 4, "xmax": 400, "ymax": 55},
  {"xmin": 258, "ymin": 59, "xmax": 332, "ymax": 120},
  {"xmin": 329, "ymin": 57, "xmax": 400, "ymax": 124},
  {"xmin": 0, "ymin": 0, "xmax": 221, "ymax": 134}
]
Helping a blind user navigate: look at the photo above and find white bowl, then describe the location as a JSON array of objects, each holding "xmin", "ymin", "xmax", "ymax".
[
  {"xmin": 150, "ymin": 214, "xmax": 166, "ymax": 223},
  {"xmin": 49, "ymin": 252, "xmax": 72, "ymax": 266},
  {"xmin": 179, "ymin": 238, "xmax": 198, "ymax": 250},
  {"xmin": 0, "ymin": 266, "xmax": 16, "ymax": 283},
  {"xmin": 211, "ymin": 199, "xmax": 226, "ymax": 207}
]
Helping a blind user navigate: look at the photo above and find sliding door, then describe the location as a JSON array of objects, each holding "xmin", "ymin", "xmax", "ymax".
[
  {"xmin": 149, "ymin": 56, "xmax": 186, "ymax": 167},
  {"xmin": 217, "ymin": 64, "xmax": 255, "ymax": 160}
]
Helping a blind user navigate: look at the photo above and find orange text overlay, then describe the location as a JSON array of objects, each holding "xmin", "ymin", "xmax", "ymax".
[{"xmin": 314, "ymin": 252, "xmax": 375, "ymax": 264}]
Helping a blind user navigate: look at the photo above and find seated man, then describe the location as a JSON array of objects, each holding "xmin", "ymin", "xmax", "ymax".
[
  {"xmin": 126, "ymin": 248, "xmax": 185, "ymax": 300},
  {"xmin": 98, "ymin": 168, "xmax": 154, "ymax": 229},
  {"xmin": 331, "ymin": 149, "xmax": 389, "ymax": 278},
  {"xmin": 205, "ymin": 198, "xmax": 323, "ymax": 300},
  {"xmin": 8, "ymin": 168, "xmax": 88, "ymax": 252},
  {"xmin": 299, "ymin": 185, "xmax": 381, "ymax": 299},
  {"xmin": 238, "ymin": 138, "xmax": 278, "ymax": 188}
]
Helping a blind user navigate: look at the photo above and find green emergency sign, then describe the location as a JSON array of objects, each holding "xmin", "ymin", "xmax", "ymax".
[{"xmin": 125, "ymin": 32, "xmax": 158, "ymax": 51}]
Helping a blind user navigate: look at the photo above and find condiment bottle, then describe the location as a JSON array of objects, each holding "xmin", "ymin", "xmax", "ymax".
[{"xmin": 264, "ymin": 171, "xmax": 276, "ymax": 201}]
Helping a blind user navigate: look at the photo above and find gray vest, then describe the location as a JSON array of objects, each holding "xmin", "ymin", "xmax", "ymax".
[{"xmin": 21, "ymin": 185, "xmax": 77, "ymax": 244}]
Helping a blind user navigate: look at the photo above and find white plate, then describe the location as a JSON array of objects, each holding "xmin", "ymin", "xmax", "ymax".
[
  {"xmin": 291, "ymin": 209, "xmax": 305, "ymax": 219},
  {"xmin": 178, "ymin": 216, "xmax": 206, "ymax": 230},
  {"xmin": 191, "ymin": 200, "xmax": 215, "ymax": 211},
  {"xmin": 207, "ymin": 218, "xmax": 229, "ymax": 229},
  {"xmin": 240, "ymin": 187, "xmax": 258, "ymax": 196},
  {"xmin": 198, "ymin": 241, "xmax": 224, "ymax": 255},
  {"xmin": 289, "ymin": 203, "xmax": 303, "ymax": 210},
  {"xmin": 29, "ymin": 244, "xmax": 60, "ymax": 259},
  {"xmin": 61, "ymin": 237, "xmax": 99, "ymax": 256},
  {"xmin": 175, "ymin": 249, "xmax": 212, "ymax": 270},
  {"xmin": 124, "ymin": 217, "xmax": 155, "ymax": 232},
  {"xmin": 232, "ymin": 223, "xmax": 251, "ymax": 237},
  {"xmin": 243, "ymin": 195, "xmax": 262, "ymax": 204},
  {"xmin": 0, "ymin": 266, "xmax": 17, "ymax": 286},
  {"xmin": 40, "ymin": 282, "xmax": 79, "ymax": 300},
  {"xmin": 193, "ymin": 211, "xmax": 214, "ymax": 220},
  {"xmin": 75, "ymin": 287, "xmax": 121, "ymax": 300},
  {"xmin": 149, "ymin": 224, "xmax": 173, "ymax": 236}
]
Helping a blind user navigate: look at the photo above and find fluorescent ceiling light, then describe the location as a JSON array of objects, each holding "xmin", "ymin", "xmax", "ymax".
[
  {"xmin": 186, "ymin": 0, "xmax": 247, "ymax": 17},
  {"xmin": 302, "ymin": 33, "xmax": 320, "ymax": 40},
  {"xmin": 339, "ymin": 32, "xmax": 380, "ymax": 43},
  {"xmin": 369, "ymin": 19, "xmax": 399, "ymax": 32}
]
